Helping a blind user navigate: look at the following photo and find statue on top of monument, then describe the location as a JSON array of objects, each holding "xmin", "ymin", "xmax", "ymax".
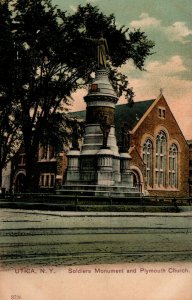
[
  {"xmin": 87, "ymin": 33, "xmax": 109, "ymax": 69},
  {"xmin": 97, "ymin": 33, "xmax": 109, "ymax": 68}
]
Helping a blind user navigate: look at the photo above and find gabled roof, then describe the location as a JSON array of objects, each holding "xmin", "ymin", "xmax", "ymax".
[
  {"xmin": 70, "ymin": 99, "xmax": 155, "ymax": 142},
  {"xmin": 114, "ymin": 100, "xmax": 154, "ymax": 141}
]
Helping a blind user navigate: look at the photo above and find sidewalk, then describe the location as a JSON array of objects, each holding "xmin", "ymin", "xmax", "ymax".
[{"xmin": 1, "ymin": 207, "xmax": 192, "ymax": 217}]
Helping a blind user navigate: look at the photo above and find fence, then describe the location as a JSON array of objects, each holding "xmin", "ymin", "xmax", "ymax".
[{"xmin": 0, "ymin": 191, "xmax": 191, "ymax": 207}]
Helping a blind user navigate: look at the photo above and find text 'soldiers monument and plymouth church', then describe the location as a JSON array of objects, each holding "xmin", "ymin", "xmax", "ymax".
[{"xmin": 62, "ymin": 36, "xmax": 138, "ymax": 196}]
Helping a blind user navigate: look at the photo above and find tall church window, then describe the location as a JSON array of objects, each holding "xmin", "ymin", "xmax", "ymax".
[
  {"xmin": 169, "ymin": 144, "xmax": 178, "ymax": 188},
  {"xmin": 155, "ymin": 131, "xmax": 167, "ymax": 187},
  {"xmin": 143, "ymin": 139, "xmax": 153, "ymax": 186},
  {"xmin": 39, "ymin": 144, "xmax": 56, "ymax": 160}
]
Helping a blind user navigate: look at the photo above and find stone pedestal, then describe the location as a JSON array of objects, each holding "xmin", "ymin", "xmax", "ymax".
[
  {"xmin": 120, "ymin": 152, "xmax": 133, "ymax": 186},
  {"xmin": 66, "ymin": 149, "xmax": 80, "ymax": 183},
  {"xmin": 97, "ymin": 148, "xmax": 114, "ymax": 185}
]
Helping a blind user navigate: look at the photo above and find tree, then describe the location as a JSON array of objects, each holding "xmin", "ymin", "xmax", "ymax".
[
  {"xmin": 40, "ymin": 113, "xmax": 85, "ymax": 153},
  {"xmin": 0, "ymin": 0, "xmax": 154, "ymax": 191},
  {"xmin": 0, "ymin": 103, "xmax": 22, "ymax": 188},
  {"xmin": 0, "ymin": 2, "xmax": 22, "ymax": 187}
]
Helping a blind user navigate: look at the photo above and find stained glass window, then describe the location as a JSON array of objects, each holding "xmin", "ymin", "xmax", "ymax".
[
  {"xmin": 169, "ymin": 144, "xmax": 178, "ymax": 188},
  {"xmin": 155, "ymin": 131, "xmax": 167, "ymax": 187},
  {"xmin": 143, "ymin": 139, "xmax": 153, "ymax": 186}
]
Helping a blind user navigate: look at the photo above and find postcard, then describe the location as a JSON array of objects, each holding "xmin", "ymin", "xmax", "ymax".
[{"xmin": 0, "ymin": 0, "xmax": 191, "ymax": 299}]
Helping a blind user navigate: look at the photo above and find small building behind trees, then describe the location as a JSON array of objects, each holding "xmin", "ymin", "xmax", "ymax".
[{"xmin": 10, "ymin": 146, "xmax": 67, "ymax": 193}]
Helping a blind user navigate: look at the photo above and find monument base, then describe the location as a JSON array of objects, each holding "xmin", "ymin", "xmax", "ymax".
[{"xmin": 63, "ymin": 145, "xmax": 139, "ymax": 198}]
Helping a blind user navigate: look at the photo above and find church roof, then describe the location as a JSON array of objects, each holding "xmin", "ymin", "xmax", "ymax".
[
  {"xmin": 114, "ymin": 99, "xmax": 154, "ymax": 141},
  {"xmin": 70, "ymin": 99, "xmax": 155, "ymax": 142}
]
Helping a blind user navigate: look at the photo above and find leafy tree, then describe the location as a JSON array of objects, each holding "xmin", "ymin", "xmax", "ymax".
[
  {"xmin": 0, "ymin": 103, "xmax": 22, "ymax": 188},
  {"xmin": 40, "ymin": 113, "xmax": 85, "ymax": 153},
  {"xmin": 0, "ymin": 0, "xmax": 154, "ymax": 191},
  {"xmin": 0, "ymin": 2, "xmax": 22, "ymax": 187}
]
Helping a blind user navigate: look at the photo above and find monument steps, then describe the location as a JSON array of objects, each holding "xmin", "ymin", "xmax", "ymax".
[{"xmin": 58, "ymin": 184, "xmax": 141, "ymax": 198}]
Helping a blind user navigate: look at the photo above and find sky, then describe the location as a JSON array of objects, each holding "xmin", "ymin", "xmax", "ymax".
[{"xmin": 53, "ymin": 0, "xmax": 192, "ymax": 140}]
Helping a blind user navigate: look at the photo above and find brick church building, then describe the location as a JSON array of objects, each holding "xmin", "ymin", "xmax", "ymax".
[
  {"xmin": 122, "ymin": 94, "xmax": 189, "ymax": 197},
  {"xmin": 10, "ymin": 93, "xmax": 190, "ymax": 197}
]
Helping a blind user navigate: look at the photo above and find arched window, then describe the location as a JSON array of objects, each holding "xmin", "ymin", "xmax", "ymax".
[
  {"xmin": 169, "ymin": 144, "xmax": 178, "ymax": 188},
  {"xmin": 143, "ymin": 139, "xmax": 153, "ymax": 186},
  {"xmin": 155, "ymin": 131, "xmax": 167, "ymax": 187}
]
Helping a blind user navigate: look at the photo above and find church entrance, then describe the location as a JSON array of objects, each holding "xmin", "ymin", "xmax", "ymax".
[
  {"xmin": 15, "ymin": 173, "xmax": 26, "ymax": 193},
  {"xmin": 131, "ymin": 169, "xmax": 143, "ymax": 193}
]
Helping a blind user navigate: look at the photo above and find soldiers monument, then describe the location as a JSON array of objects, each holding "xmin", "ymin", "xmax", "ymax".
[{"xmin": 62, "ymin": 36, "xmax": 137, "ymax": 196}]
